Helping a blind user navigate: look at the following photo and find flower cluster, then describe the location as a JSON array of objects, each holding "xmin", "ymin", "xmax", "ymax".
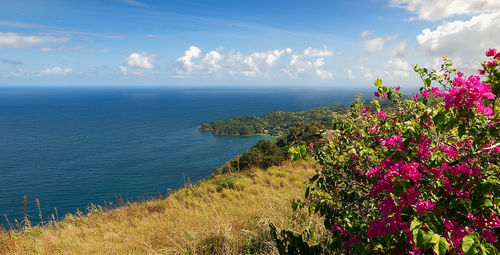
[
  {"xmin": 279, "ymin": 50, "xmax": 499, "ymax": 255},
  {"xmin": 431, "ymin": 72, "xmax": 496, "ymax": 116}
]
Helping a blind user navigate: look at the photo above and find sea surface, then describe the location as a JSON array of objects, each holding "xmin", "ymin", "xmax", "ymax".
[{"xmin": 0, "ymin": 86, "xmax": 369, "ymax": 226}]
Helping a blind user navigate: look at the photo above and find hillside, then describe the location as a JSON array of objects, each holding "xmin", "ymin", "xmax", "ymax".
[
  {"xmin": 199, "ymin": 104, "xmax": 347, "ymax": 137},
  {"xmin": 0, "ymin": 161, "xmax": 324, "ymax": 254}
]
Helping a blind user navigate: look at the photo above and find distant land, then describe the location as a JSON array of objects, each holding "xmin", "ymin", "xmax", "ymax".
[{"xmin": 199, "ymin": 104, "xmax": 348, "ymax": 137}]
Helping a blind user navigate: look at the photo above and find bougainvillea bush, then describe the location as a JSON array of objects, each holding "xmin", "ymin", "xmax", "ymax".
[{"xmin": 271, "ymin": 50, "xmax": 500, "ymax": 254}]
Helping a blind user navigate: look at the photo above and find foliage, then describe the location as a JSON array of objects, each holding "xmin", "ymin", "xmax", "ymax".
[
  {"xmin": 200, "ymin": 104, "xmax": 347, "ymax": 137},
  {"xmin": 215, "ymin": 175, "xmax": 237, "ymax": 192},
  {"xmin": 272, "ymin": 50, "xmax": 500, "ymax": 254},
  {"xmin": 215, "ymin": 122, "xmax": 324, "ymax": 174}
]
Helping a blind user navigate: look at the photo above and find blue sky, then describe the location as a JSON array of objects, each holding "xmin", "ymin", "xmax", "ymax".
[{"xmin": 0, "ymin": 0, "xmax": 498, "ymax": 87}]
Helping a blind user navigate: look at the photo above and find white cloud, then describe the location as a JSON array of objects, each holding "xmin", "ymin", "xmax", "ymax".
[
  {"xmin": 173, "ymin": 46, "xmax": 334, "ymax": 80},
  {"xmin": 0, "ymin": 32, "xmax": 68, "ymax": 48},
  {"xmin": 389, "ymin": 41, "xmax": 407, "ymax": 57},
  {"xmin": 347, "ymin": 68, "xmax": 355, "ymax": 79},
  {"xmin": 199, "ymin": 50, "xmax": 224, "ymax": 72},
  {"xmin": 240, "ymin": 48, "xmax": 291, "ymax": 77},
  {"xmin": 361, "ymin": 30, "xmax": 374, "ymax": 38},
  {"xmin": 39, "ymin": 67, "xmax": 72, "ymax": 76},
  {"xmin": 382, "ymin": 58, "xmax": 411, "ymax": 78},
  {"xmin": 356, "ymin": 66, "xmax": 376, "ymax": 80},
  {"xmin": 316, "ymin": 69, "xmax": 333, "ymax": 79},
  {"xmin": 176, "ymin": 46, "xmax": 202, "ymax": 73},
  {"xmin": 364, "ymin": 37, "xmax": 386, "ymax": 52},
  {"xmin": 390, "ymin": 0, "xmax": 500, "ymax": 21},
  {"xmin": 283, "ymin": 49, "xmax": 333, "ymax": 80},
  {"xmin": 119, "ymin": 66, "xmax": 128, "ymax": 75},
  {"xmin": 303, "ymin": 46, "xmax": 333, "ymax": 57},
  {"xmin": 354, "ymin": 58, "xmax": 410, "ymax": 81},
  {"xmin": 416, "ymin": 11, "xmax": 500, "ymax": 70},
  {"xmin": 125, "ymin": 51, "xmax": 157, "ymax": 69}
]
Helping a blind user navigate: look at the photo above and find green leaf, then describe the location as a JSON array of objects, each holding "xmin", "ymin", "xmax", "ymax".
[
  {"xmin": 433, "ymin": 111, "xmax": 446, "ymax": 127},
  {"xmin": 433, "ymin": 237, "xmax": 449, "ymax": 255},
  {"xmin": 425, "ymin": 78, "xmax": 432, "ymax": 87},
  {"xmin": 415, "ymin": 229, "xmax": 434, "ymax": 249},
  {"xmin": 430, "ymin": 233, "xmax": 441, "ymax": 244},
  {"xmin": 374, "ymin": 78, "xmax": 382, "ymax": 87},
  {"xmin": 461, "ymin": 233, "xmax": 480, "ymax": 255},
  {"xmin": 410, "ymin": 218, "xmax": 421, "ymax": 231},
  {"xmin": 480, "ymin": 243, "xmax": 499, "ymax": 255},
  {"xmin": 305, "ymin": 187, "xmax": 310, "ymax": 199}
]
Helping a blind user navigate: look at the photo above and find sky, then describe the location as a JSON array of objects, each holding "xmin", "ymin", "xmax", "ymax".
[{"xmin": 0, "ymin": 0, "xmax": 499, "ymax": 87}]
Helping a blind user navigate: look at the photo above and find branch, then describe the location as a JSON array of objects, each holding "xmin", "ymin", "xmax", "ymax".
[{"xmin": 449, "ymin": 142, "xmax": 500, "ymax": 166}]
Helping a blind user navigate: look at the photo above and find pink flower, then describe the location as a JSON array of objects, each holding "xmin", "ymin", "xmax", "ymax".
[
  {"xmin": 367, "ymin": 125, "xmax": 380, "ymax": 133},
  {"xmin": 442, "ymin": 74, "xmax": 496, "ymax": 116},
  {"xmin": 395, "ymin": 86, "xmax": 401, "ymax": 92},
  {"xmin": 344, "ymin": 234, "xmax": 360, "ymax": 248},
  {"xmin": 440, "ymin": 144, "xmax": 459, "ymax": 159},
  {"xmin": 412, "ymin": 199, "xmax": 436, "ymax": 214},
  {"xmin": 478, "ymin": 69, "xmax": 486, "ymax": 75},
  {"xmin": 309, "ymin": 142, "xmax": 314, "ymax": 149},
  {"xmin": 413, "ymin": 94, "xmax": 420, "ymax": 99},
  {"xmin": 443, "ymin": 218, "xmax": 455, "ymax": 231},
  {"xmin": 399, "ymin": 187, "xmax": 420, "ymax": 207},
  {"xmin": 495, "ymin": 52, "xmax": 500, "ymax": 60},
  {"xmin": 378, "ymin": 111, "xmax": 388, "ymax": 119},
  {"xmin": 482, "ymin": 228, "xmax": 497, "ymax": 243},
  {"xmin": 486, "ymin": 48, "xmax": 497, "ymax": 57},
  {"xmin": 367, "ymin": 219, "xmax": 387, "ymax": 238},
  {"xmin": 421, "ymin": 90, "xmax": 429, "ymax": 98},
  {"xmin": 361, "ymin": 106, "xmax": 370, "ymax": 114},
  {"xmin": 374, "ymin": 92, "xmax": 380, "ymax": 97}
]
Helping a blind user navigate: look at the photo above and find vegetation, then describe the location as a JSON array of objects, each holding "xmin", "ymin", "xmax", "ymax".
[
  {"xmin": 215, "ymin": 122, "xmax": 325, "ymax": 174},
  {"xmin": 0, "ymin": 161, "xmax": 325, "ymax": 254},
  {"xmin": 272, "ymin": 51, "xmax": 500, "ymax": 254},
  {"xmin": 199, "ymin": 104, "xmax": 347, "ymax": 137}
]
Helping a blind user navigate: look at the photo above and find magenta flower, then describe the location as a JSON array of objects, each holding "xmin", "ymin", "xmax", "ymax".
[
  {"xmin": 367, "ymin": 219, "xmax": 387, "ymax": 238},
  {"xmin": 309, "ymin": 142, "xmax": 314, "ymax": 149},
  {"xmin": 441, "ymin": 74, "xmax": 496, "ymax": 116},
  {"xmin": 361, "ymin": 106, "xmax": 370, "ymax": 114},
  {"xmin": 421, "ymin": 90, "xmax": 429, "ymax": 98},
  {"xmin": 486, "ymin": 48, "xmax": 497, "ymax": 57},
  {"xmin": 412, "ymin": 199, "xmax": 436, "ymax": 214},
  {"xmin": 377, "ymin": 111, "xmax": 388, "ymax": 119},
  {"xmin": 478, "ymin": 69, "xmax": 486, "ymax": 75},
  {"xmin": 482, "ymin": 228, "xmax": 497, "ymax": 243},
  {"xmin": 395, "ymin": 86, "xmax": 400, "ymax": 92}
]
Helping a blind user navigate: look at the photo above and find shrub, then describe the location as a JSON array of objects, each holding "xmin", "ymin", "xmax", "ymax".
[
  {"xmin": 216, "ymin": 175, "xmax": 237, "ymax": 192},
  {"xmin": 272, "ymin": 50, "xmax": 500, "ymax": 254}
]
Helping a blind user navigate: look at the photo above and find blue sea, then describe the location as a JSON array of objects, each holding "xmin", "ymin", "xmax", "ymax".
[{"xmin": 0, "ymin": 86, "xmax": 369, "ymax": 226}]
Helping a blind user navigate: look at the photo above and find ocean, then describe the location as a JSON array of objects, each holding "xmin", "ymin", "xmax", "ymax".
[{"xmin": 0, "ymin": 86, "xmax": 369, "ymax": 226}]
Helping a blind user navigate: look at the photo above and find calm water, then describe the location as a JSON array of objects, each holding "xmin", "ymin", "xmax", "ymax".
[{"xmin": 0, "ymin": 86, "xmax": 368, "ymax": 226}]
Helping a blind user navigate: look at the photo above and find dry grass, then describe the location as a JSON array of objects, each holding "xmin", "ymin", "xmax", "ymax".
[{"xmin": 0, "ymin": 160, "xmax": 325, "ymax": 254}]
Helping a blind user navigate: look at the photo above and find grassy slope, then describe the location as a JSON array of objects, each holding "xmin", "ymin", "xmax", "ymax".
[{"xmin": 0, "ymin": 161, "xmax": 324, "ymax": 254}]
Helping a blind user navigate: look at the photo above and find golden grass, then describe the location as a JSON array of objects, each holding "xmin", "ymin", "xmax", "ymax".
[{"xmin": 0, "ymin": 160, "xmax": 324, "ymax": 254}]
